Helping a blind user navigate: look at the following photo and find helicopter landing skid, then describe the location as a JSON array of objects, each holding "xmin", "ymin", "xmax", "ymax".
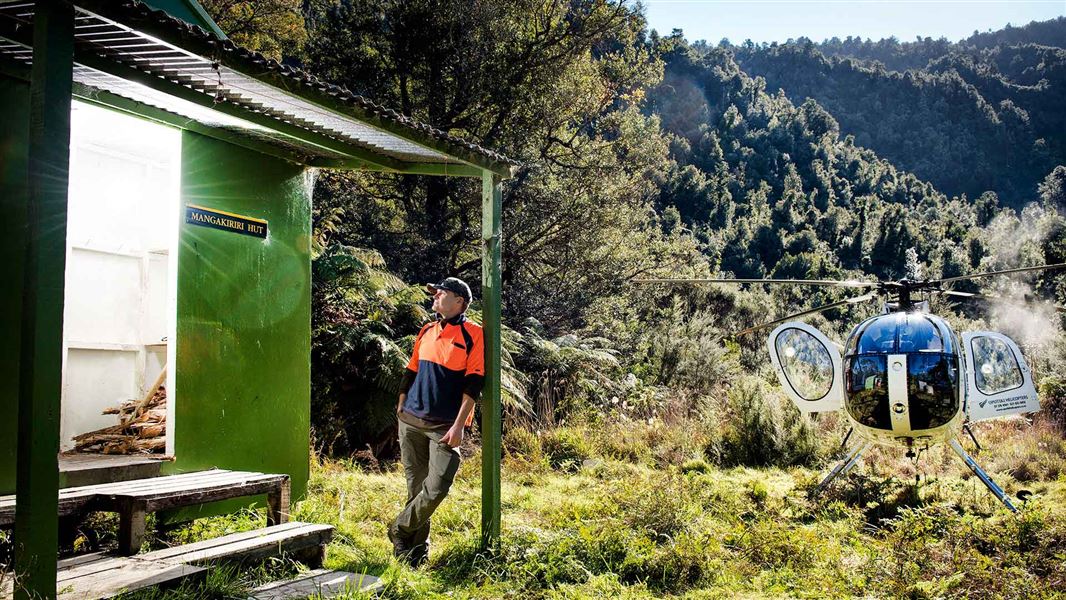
[
  {"xmin": 948, "ymin": 438, "xmax": 1017, "ymax": 512},
  {"xmin": 813, "ymin": 439, "xmax": 873, "ymax": 497}
]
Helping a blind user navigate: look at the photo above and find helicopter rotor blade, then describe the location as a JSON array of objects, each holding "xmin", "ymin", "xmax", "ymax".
[
  {"xmin": 633, "ymin": 277, "xmax": 879, "ymax": 289},
  {"xmin": 941, "ymin": 290, "xmax": 1066, "ymax": 313},
  {"xmin": 935, "ymin": 262, "xmax": 1066, "ymax": 286},
  {"xmin": 734, "ymin": 292, "xmax": 879, "ymax": 337}
]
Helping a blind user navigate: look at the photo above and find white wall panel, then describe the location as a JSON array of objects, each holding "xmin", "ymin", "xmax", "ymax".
[
  {"xmin": 60, "ymin": 101, "xmax": 180, "ymax": 450},
  {"xmin": 62, "ymin": 349, "xmax": 139, "ymax": 447}
]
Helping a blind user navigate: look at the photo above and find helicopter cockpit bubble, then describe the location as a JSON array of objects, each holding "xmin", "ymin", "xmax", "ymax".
[{"xmin": 838, "ymin": 313, "xmax": 963, "ymax": 436}]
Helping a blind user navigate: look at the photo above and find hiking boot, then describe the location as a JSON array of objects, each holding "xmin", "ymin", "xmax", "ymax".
[
  {"xmin": 406, "ymin": 543, "xmax": 429, "ymax": 568},
  {"xmin": 387, "ymin": 523, "xmax": 412, "ymax": 558}
]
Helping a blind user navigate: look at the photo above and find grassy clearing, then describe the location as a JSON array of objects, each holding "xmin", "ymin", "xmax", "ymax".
[{"xmin": 105, "ymin": 417, "xmax": 1066, "ymax": 599}]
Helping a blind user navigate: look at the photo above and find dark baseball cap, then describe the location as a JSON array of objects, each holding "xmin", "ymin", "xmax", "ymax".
[{"xmin": 427, "ymin": 277, "xmax": 472, "ymax": 303}]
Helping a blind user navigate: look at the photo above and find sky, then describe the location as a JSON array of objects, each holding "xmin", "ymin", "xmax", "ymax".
[{"xmin": 642, "ymin": 0, "xmax": 1066, "ymax": 45}]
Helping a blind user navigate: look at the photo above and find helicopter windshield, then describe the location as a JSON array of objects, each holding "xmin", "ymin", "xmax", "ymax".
[
  {"xmin": 850, "ymin": 317, "xmax": 898, "ymax": 354},
  {"xmin": 844, "ymin": 355, "xmax": 890, "ymax": 429},
  {"xmin": 847, "ymin": 314, "xmax": 956, "ymax": 355},
  {"xmin": 907, "ymin": 353, "xmax": 959, "ymax": 429}
]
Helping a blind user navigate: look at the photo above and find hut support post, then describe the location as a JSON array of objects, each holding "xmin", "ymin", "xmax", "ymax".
[
  {"xmin": 14, "ymin": 1, "xmax": 74, "ymax": 598},
  {"xmin": 480, "ymin": 170, "xmax": 502, "ymax": 549}
]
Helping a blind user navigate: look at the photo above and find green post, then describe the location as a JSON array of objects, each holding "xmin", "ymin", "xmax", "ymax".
[
  {"xmin": 480, "ymin": 170, "xmax": 503, "ymax": 549},
  {"xmin": 15, "ymin": 1, "xmax": 74, "ymax": 598}
]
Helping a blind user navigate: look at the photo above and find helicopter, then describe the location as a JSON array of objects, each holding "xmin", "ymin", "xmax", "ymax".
[{"xmin": 638, "ymin": 263, "xmax": 1066, "ymax": 512}]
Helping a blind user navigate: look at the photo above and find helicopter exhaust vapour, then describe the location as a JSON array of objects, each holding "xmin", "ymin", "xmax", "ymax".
[{"xmin": 989, "ymin": 282, "xmax": 1060, "ymax": 351}]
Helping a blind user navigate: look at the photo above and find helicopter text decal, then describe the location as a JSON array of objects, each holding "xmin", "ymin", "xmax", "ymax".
[{"xmin": 978, "ymin": 394, "xmax": 1030, "ymax": 412}]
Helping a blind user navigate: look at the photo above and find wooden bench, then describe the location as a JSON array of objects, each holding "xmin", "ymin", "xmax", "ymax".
[
  {"xmin": 0, "ymin": 486, "xmax": 102, "ymax": 527},
  {"xmin": 1, "ymin": 469, "xmax": 290, "ymax": 555}
]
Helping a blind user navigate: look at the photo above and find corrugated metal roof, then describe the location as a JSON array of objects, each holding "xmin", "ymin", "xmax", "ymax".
[{"xmin": 0, "ymin": 0, "xmax": 517, "ymax": 176}]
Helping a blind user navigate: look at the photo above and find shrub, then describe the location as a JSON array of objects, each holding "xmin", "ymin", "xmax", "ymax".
[
  {"xmin": 719, "ymin": 377, "xmax": 822, "ymax": 468},
  {"xmin": 681, "ymin": 458, "xmax": 711, "ymax": 474},
  {"xmin": 617, "ymin": 475, "xmax": 696, "ymax": 540},
  {"xmin": 1039, "ymin": 375, "xmax": 1066, "ymax": 430},
  {"xmin": 503, "ymin": 426, "xmax": 543, "ymax": 461},
  {"xmin": 540, "ymin": 428, "xmax": 592, "ymax": 472}
]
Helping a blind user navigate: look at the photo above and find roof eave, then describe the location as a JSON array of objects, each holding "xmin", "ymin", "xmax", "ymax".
[{"xmin": 77, "ymin": 0, "xmax": 518, "ymax": 178}]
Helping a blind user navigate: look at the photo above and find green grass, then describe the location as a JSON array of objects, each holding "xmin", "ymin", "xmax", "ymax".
[{"xmin": 101, "ymin": 417, "xmax": 1066, "ymax": 599}]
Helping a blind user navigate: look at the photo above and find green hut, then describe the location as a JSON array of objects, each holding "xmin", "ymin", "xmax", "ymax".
[{"xmin": 0, "ymin": 0, "xmax": 513, "ymax": 597}]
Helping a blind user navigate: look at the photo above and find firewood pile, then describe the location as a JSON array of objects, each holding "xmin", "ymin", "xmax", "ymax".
[{"xmin": 72, "ymin": 368, "xmax": 167, "ymax": 455}]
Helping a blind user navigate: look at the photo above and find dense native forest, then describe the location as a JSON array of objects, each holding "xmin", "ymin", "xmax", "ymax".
[
  {"xmin": 118, "ymin": 2, "xmax": 1066, "ymax": 597},
  {"xmin": 201, "ymin": 2, "xmax": 1064, "ymax": 455},
  {"xmin": 196, "ymin": 1, "xmax": 1066, "ymax": 456}
]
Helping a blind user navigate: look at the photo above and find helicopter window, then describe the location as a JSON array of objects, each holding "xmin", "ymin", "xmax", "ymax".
[
  {"xmin": 907, "ymin": 353, "xmax": 959, "ymax": 430},
  {"xmin": 855, "ymin": 318, "xmax": 898, "ymax": 354},
  {"xmin": 898, "ymin": 316, "xmax": 944, "ymax": 353},
  {"xmin": 971, "ymin": 337, "xmax": 1023, "ymax": 395},
  {"xmin": 844, "ymin": 355, "xmax": 891, "ymax": 429},
  {"xmin": 774, "ymin": 328, "xmax": 835, "ymax": 401},
  {"xmin": 934, "ymin": 319, "xmax": 957, "ymax": 355}
]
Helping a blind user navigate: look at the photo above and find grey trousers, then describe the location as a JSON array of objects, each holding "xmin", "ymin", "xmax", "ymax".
[{"xmin": 394, "ymin": 418, "xmax": 462, "ymax": 548}]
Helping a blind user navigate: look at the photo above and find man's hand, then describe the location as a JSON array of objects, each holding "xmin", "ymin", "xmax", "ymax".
[
  {"xmin": 440, "ymin": 425, "xmax": 464, "ymax": 448},
  {"xmin": 397, "ymin": 393, "xmax": 406, "ymax": 414}
]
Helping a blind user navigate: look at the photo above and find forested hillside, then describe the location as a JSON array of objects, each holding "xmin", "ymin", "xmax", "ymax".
[
  {"xmin": 200, "ymin": 0, "xmax": 1066, "ymax": 458},
  {"xmin": 730, "ymin": 17, "xmax": 1066, "ymax": 206}
]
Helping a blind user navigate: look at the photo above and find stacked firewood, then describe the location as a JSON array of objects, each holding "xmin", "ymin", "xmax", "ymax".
[{"xmin": 72, "ymin": 368, "xmax": 167, "ymax": 455}]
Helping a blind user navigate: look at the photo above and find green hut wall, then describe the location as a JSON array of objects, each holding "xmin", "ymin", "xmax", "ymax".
[{"xmin": 164, "ymin": 130, "xmax": 313, "ymax": 517}]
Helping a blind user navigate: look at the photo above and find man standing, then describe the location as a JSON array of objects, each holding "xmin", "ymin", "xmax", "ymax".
[{"xmin": 389, "ymin": 277, "xmax": 484, "ymax": 567}]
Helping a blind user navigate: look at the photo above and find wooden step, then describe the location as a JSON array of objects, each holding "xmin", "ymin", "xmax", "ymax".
[
  {"xmin": 139, "ymin": 522, "xmax": 333, "ymax": 567},
  {"xmin": 0, "ymin": 553, "xmax": 207, "ymax": 599},
  {"xmin": 248, "ymin": 569, "xmax": 382, "ymax": 599},
  {"xmin": 60, "ymin": 453, "xmax": 166, "ymax": 488}
]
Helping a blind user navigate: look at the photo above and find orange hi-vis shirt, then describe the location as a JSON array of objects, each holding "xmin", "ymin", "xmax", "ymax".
[{"xmin": 401, "ymin": 314, "xmax": 485, "ymax": 425}]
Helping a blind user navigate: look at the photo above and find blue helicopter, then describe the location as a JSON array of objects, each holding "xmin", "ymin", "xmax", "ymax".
[{"xmin": 641, "ymin": 263, "xmax": 1065, "ymax": 511}]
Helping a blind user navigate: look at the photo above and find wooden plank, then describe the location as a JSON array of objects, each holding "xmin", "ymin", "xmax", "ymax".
[
  {"xmin": 94, "ymin": 470, "xmax": 277, "ymax": 496},
  {"xmin": 56, "ymin": 553, "xmax": 110, "ymax": 570},
  {"xmin": 140, "ymin": 479, "xmax": 285, "ymax": 512},
  {"xmin": 57, "ymin": 469, "xmax": 232, "ymax": 497},
  {"xmin": 93, "ymin": 473, "xmax": 282, "ymax": 501},
  {"xmin": 82, "ymin": 469, "xmax": 233, "ymax": 492},
  {"xmin": 58, "ymin": 453, "xmax": 167, "ymax": 479},
  {"xmin": 1, "ymin": 494, "xmax": 93, "ymax": 527},
  {"xmin": 249, "ymin": 570, "xmax": 382, "ymax": 600},
  {"xmin": 140, "ymin": 522, "xmax": 308, "ymax": 561},
  {"xmin": 56, "ymin": 555, "xmax": 140, "ymax": 582},
  {"xmin": 57, "ymin": 558, "xmax": 206, "ymax": 599},
  {"xmin": 140, "ymin": 523, "xmax": 332, "ymax": 565},
  {"xmin": 0, "ymin": 554, "xmax": 205, "ymax": 599},
  {"xmin": 117, "ymin": 473, "xmax": 284, "ymax": 498}
]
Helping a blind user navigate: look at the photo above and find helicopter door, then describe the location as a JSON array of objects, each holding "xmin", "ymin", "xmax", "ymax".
[
  {"xmin": 962, "ymin": 332, "xmax": 1039, "ymax": 422},
  {"xmin": 767, "ymin": 323, "xmax": 844, "ymax": 413}
]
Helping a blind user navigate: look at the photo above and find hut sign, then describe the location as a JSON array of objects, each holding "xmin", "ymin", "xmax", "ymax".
[{"xmin": 185, "ymin": 204, "xmax": 268, "ymax": 238}]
